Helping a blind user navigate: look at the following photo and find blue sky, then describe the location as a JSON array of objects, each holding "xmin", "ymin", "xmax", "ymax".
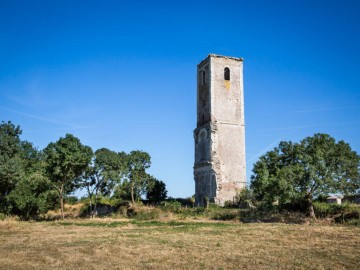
[{"xmin": 1, "ymin": 0, "xmax": 359, "ymax": 198}]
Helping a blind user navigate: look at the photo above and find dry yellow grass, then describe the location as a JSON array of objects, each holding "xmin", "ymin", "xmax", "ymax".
[{"xmin": 0, "ymin": 219, "xmax": 359, "ymax": 269}]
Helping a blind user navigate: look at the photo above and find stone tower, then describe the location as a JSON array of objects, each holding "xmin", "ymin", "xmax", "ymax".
[{"xmin": 194, "ymin": 54, "xmax": 246, "ymax": 206}]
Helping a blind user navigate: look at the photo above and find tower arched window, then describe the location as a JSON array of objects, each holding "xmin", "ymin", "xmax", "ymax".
[
  {"xmin": 202, "ymin": 70, "xmax": 206, "ymax": 85},
  {"xmin": 224, "ymin": 67, "xmax": 230, "ymax": 81}
]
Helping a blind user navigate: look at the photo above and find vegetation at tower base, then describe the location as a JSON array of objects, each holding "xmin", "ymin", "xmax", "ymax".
[
  {"xmin": 250, "ymin": 133, "xmax": 360, "ymax": 218},
  {"xmin": 44, "ymin": 134, "xmax": 93, "ymax": 220}
]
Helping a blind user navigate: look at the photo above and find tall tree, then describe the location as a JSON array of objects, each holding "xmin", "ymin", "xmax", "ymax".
[
  {"xmin": 0, "ymin": 122, "xmax": 56, "ymax": 218},
  {"xmin": 146, "ymin": 178, "xmax": 167, "ymax": 203},
  {"xmin": 0, "ymin": 121, "xmax": 23, "ymax": 212},
  {"xmin": 80, "ymin": 148, "xmax": 125, "ymax": 217},
  {"xmin": 251, "ymin": 133, "xmax": 360, "ymax": 218},
  {"xmin": 127, "ymin": 150, "xmax": 151, "ymax": 204},
  {"xmin": 44, "ymin": 134, "xmax": 92, "ymax": 219},
  {"xmin": 8, "ymin": 171, "xmax": 56, "ymax": 220},
  {"xmin": 8, "ymin": 140, "xmax": 57, "ymax": 219}
]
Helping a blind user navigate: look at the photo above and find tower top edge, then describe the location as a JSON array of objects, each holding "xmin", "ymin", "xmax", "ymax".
[{"xmin": 197, "ymin": 54, "xmax": 244, "ymax": 67}]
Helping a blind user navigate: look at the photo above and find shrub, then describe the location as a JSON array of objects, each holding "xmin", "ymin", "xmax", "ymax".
[
  {"xmin": 125, "ymin": 203, "xmax": 164, "ymax": 220},
  {"xmin": 7, "ymin": 175, "xmax": 58, "ymax": 220},
  {"xmin": 64, "ymin": 196, "xmax": 78, "ymax": 205},
  {"xmin": 313, "ymin": 202, "xmax": 360, "ymax": 224},
  {"xmin": 313, "ymin": 202, "xmax": 351, "ymax": 218},
  {"xmin": 236, "ymin": 187, "xmax": 257, "ymax": 209},
  {"xmin": 211, "ymin": 209, "xmax": 239, "ymax": 221},
  {"xmin": 280, "ymin": 197, "xmax": 308, "ymax": 212},
  {"xmin": 344, "ymin": 219, "xmax": 360, "ymax": 226},
  {"xmin": 133, "ymin": 208, "xmax": 160, "ymax": 220},
  {"xmin": 334, "ymin": 211, "xmax": 360, "ymax": 224},
  {"xmin": 165, "ymin": 197, "xmax": 194, "ymax": 207},
  {"xmin": 224, "ymin": 200, "xmax": 238, "ymax": 208},
  {"xmin": 161, "ymin": 200, "xmax": 182, "ymax": 213}
]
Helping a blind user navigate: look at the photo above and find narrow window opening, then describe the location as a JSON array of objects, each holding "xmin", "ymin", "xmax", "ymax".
[
  {"xmin": 202, "ymin": 70, "xmax": 206, "ymax": 85},
  {"xmin": 224, "ymin": 67, "xmax": 230, "ymax": 81},
  {"xmin": 202, "ymin": 114, "xmax": 205, "ymax": 124}
]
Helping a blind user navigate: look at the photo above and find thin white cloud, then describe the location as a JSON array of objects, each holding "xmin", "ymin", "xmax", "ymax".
[
  {"xmin": 258, "ymin": 121, "xmax": 360, "ymax": 132},
  {"xmin": 5, "ymin": 94, "xmax": 55, "ymax": 108},
  {"xmin": 292, "ymin": 106, "xmax": 360, "ymax": 113},
  {"xmin": 0, "ymin": 106, "xmax": 87, "ymax": 128}
]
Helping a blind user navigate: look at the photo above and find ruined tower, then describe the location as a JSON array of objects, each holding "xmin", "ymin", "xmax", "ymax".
[{"xmin": 194, "ymin": 54, "xmax": 246, "ymax": 206}]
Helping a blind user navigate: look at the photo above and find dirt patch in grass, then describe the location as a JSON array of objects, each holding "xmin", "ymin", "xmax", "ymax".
[{"xmin": 0, "ymin": 219, "xmax": 359, "ymax": 269}]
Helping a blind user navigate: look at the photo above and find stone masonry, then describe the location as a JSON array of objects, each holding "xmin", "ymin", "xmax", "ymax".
[{"xmin": 194, "ymin": 54, "xmax": 246, "ymax": 206}]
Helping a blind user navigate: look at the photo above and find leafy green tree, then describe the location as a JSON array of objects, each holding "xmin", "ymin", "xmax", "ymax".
[
  {"xmin": 0, "ymin": 122, "xmax": 57, "ymax": 218},
  {"xmin": 80, "ymin": 148, "xmax": 126, "ymax": 217},
  {"xmin": 146, "ymin": 178, "xmax": 167, "ymax": 203},
  {"xmin": 127, "ymin": 150, "xmax": 152, "ymax": 204},
  {"xmin": 8, "ymin": 172, "xmax": 56, "ymax": 220},
  {"xmin": 44, "ymin": 134, "xmax": 93, "ymax": 219},
  {"xmin": 8, "ymin": 140, "xmax": 57, "ymax": 219},
  {"xmin": 113, "ymin": 179, "xmax": 132, "ymax": 201},
  {"xmin": 251, "ymin": 133, "xmax": 360, "ymax": 218},
  {"xmin": 0, "ymin": 121, "xmax": 23, "ymax": 212}
]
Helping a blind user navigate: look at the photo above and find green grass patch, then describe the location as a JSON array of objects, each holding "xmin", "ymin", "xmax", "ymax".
[
  {"xmin": 55, "ymin": 220, "xmax": 234, "ymax": 229},
  {"xmin": 56, "ymin": 221, "xmax": 129, "ymax": 227},
  {"xmin": 131, "ymin": 221, "xmax": 233, "ymax": 229}
]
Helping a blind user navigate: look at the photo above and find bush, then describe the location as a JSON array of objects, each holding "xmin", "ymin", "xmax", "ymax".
[
  {"xmin": 132, "ymin": 208, "xmax": 161, "ymax": 220},
  {"xmin": 344, "ymin": 219, "xmax": 360, "ymax": 226},
  {"xmin": 123, "ymin": 203, "xmax": 164, "ymax": 220},
  {"xmin": 334, "ymin": 211, "xmax": 360, "ymax": 224},
  {"xmin": 236, "ymin": 187, "xmax": 257, "ymax": 209},
  {"xmin": 0, "ymin": 213, "xmax": 6, "ymax": 221},
  {"xmin": 161, "ymin": 200, "xmax": 182, "ymax": 213},
  {"xmin": 64, "ymin": 196, "xmax": 78, "ymax": 205},
  {"xmin": 165, "ymin": 197, "xmax": 194, "ymax": 207},
  {"xmin": 211, "ymin": 209, "xmax": 239, "ymax": 220},
  {"xmin": 280, "ymin": 197, "xmax": 308, "ymax": 212},
  {"xmin": 7, "ymin": 175, "xmax": 57, "ymax": 220},
  {"xmin": 80, "ymin": 196, "xmax": 126, "ymax": 216},
  {"xmin": 313, "ymin": 202, "xmax": 350, "ymax": 218},
  {"xmin": 224, "ymin": 200, "xmax": 238, "ymax": 208},
  {"xmin": 313, "ymin": 202, "xmax": 360, "ymax": 224},
  {"xmin": 239, "ymin": 208, "xmax": 307, "ymax": 224}
]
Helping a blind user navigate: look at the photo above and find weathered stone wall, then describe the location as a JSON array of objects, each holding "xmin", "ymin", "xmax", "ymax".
[
  {"xmin": 197, "ymin": 61, "xmax": 211, "ymax": 126},
  {"xmin": 194, "ymin": 54, "xmax": 246, "ymax": 206},
  {"xmin": 210, "ymin": 56, "xmax": 244, "ymax": 125}
]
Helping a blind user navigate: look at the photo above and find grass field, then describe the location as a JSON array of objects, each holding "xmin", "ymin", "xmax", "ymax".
[{"xmin": 0, "ymin": 219, "xmax": 359, "ymax": 269}]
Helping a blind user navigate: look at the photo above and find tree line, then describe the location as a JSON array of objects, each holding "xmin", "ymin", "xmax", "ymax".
[
  {"xmin": 0, "ymin": 121, "xmax": 167, "ymax": 220},
  {"xmin": 1, "ymin": 119, "xmax": 359, "ymax": 221}
]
